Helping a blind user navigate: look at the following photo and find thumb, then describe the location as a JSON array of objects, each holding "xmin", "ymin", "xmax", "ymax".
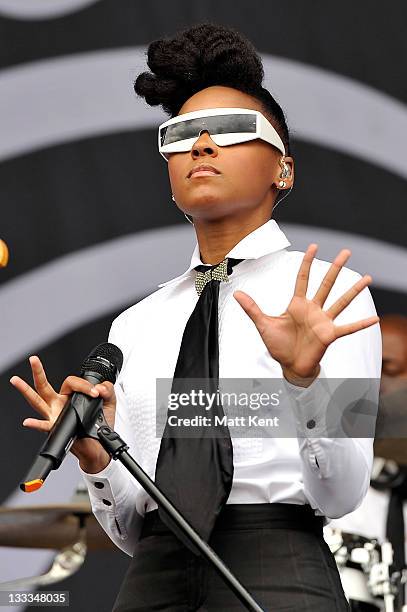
[{"xmin": 233, "ymin": 290, "xmax": 265, "ymax": 330}]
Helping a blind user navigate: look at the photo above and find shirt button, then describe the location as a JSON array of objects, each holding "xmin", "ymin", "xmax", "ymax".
[
  {"xmin": 94, "ymin": 482, "xmax": 104, "ymax": 489},
  {"xmin": 306, "ymin": 419, "xmax": 316, "ymax": 429},
  {"xmin": 102, "ymin": 499, "xmax": 112, "ymax": 506}
]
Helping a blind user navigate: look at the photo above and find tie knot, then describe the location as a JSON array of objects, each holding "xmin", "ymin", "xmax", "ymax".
[{"xmin": 194, "ymin": 258, "xmax": 243, "ymax": 296}]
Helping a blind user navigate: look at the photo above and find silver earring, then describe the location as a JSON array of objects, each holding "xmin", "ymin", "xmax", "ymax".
[
  {"xmin": 171, "ymin": 194, "xmax": 176, "ymax": 201},
  {"xmin": 278, "ymin": 181, "xmax": 286, "ymax": 188},
  {"xmin": 280, "ymin": 158, "xmax": 291, "ymax": 179}
]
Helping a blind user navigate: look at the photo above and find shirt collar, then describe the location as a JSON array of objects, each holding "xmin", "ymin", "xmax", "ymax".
[{"xmin": 158, "ymin": 219, "xmax": 291, "ymax": 288}]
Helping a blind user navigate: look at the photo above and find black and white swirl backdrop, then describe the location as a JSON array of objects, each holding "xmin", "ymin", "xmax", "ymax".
[{"xmin": 0, "ymin": 2, "xmax": 406, "ymax": 610}]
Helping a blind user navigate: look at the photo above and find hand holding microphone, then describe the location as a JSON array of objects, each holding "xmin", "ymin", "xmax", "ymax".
[
  {"xmin": 11, "ymin": 344, "xmax": 265, "ymax": 611},
  {"xmin": 10, "ymin": 343, "xmax": 122, "ymax": 489}
]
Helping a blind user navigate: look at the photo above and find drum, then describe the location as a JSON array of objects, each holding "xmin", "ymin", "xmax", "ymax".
[{"xmin": 324, "ymin": 528, "xmax": 384, "ymax": 611}]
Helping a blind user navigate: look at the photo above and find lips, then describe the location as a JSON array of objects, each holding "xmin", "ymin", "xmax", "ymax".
[{"xmin": 187, "ymin": 164, "xmax": 221, "ymax": 178}]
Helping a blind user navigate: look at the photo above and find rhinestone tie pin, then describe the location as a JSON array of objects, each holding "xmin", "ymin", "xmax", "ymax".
[{"xmin": 194, "ymin": 258, "xmax": 230, "ymax": 296}]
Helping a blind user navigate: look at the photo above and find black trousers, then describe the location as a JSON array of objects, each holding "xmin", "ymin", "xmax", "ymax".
[{"xmin": 113, "ymin": 503, "xmax": 350, "ymax": 612}]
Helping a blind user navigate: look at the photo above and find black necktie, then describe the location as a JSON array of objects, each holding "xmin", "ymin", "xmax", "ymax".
[{"xmin": 154, "ymin": 257, "xmax": 243, "ymax": 549}]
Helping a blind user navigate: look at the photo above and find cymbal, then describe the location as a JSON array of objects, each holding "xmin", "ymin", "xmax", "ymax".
[
  {"xmin": 0, "ymin": 504, "xmax": 115, "ymax": 550},
  {"xmin": 374, "ymin": 439, "xmax": 407, "ymax": 466}
]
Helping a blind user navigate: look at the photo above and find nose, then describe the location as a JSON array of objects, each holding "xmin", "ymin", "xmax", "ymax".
[{"xmin": 191, "ymin": 130, "xmax": 218, "ymax": 158}]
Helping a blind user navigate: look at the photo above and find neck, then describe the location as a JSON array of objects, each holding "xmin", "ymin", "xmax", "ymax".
[{"xmin": 193, "ymin": 209, "xmax": 272, "ymax": 264}]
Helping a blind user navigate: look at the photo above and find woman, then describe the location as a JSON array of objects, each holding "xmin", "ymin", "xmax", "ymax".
[{"xmin": 11, "ymin": 23, "xmax": 381, "ymax": 611}]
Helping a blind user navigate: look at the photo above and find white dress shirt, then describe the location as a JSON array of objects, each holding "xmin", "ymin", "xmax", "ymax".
[{"xmin": 79, "ymin": 219, "xmax": 382, "ymax": 556}]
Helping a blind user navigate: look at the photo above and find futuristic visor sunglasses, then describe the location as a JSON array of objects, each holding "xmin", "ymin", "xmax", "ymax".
[{"xmin": 158, "ymin": 107, "xmax": 286, "ymax": 160}]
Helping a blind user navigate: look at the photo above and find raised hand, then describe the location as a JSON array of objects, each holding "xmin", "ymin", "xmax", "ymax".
[
  {"xmin": 10, "ymin": 355, "xmax": 115, "ymax": 472},
  {"xmin": 233, "ymin": 244, "xmax": 379, "ymax": 387}
]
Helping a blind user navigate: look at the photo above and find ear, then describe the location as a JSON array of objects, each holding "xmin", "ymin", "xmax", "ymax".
[{"xmin": 272, "ymin": 156, "xmax": 294, "ymax": 191}]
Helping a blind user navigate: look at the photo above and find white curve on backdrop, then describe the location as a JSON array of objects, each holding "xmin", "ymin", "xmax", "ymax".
[
  {"xmin": 0, "ymin": 0, "xmax": 101, "ymax": 20},
  {"xmin": 0, "ymin": 49, "xmax": 406, "ymax": 179}
]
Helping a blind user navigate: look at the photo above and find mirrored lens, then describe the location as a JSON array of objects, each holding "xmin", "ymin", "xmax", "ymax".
[{"xmin": 160, "ymin": 114, "xmax": 257, "ymax": 146}]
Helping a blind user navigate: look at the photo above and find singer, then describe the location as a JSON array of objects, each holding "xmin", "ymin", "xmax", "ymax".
[{"xmin": 12, "ymin": 24, "xmax": 382, "ymax": 611}]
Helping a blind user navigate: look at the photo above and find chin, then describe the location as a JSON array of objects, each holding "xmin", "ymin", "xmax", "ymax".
[
  {"xmin": 183, "ymin": 189, "xmax": 247, "ymax": 219},
  {"xmin": 184, "ymin": 192, "xmax": 224, "ymax": 214}
]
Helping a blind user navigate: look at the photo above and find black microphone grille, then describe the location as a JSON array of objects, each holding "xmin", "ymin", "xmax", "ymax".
[{"xmin": 80, "ymin": 342, "xmax": 124, "ymax": 383}]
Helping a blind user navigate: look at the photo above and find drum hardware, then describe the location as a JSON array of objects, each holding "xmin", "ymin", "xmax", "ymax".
[
  {"xmin": 325, "ymin": 528, "xmax": 401, "ymax": 611},
  {"xmin": 368, "ymin": 541, "xmax": 399, "ymax": 612},
  {"xmin": 395, "ymin": 569, "xmax": 407, "ymax": 612}
]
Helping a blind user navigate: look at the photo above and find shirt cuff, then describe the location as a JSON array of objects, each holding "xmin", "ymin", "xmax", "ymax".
[
  {"xmin": 78, "ymin": 457, "xmax": 132, "ymax": 509},
  {"xmin": 283, "ymin": 366, "xmax": 331, "ymax": 438}
]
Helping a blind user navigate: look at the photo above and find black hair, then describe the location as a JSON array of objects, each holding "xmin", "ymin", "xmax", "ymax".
[{"xmin": 134, "ymin": 23, "xmax": 291, "ymax": 157}]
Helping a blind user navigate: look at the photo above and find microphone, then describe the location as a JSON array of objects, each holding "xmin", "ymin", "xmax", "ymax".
[{"xmin": 20, "ymin": 342, "xmax": 123, "ymax": 493}]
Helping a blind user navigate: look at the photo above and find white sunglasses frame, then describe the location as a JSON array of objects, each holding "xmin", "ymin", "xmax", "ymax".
[{"xmin": 158, "ymin": 107, "xmax": 286, "ymax": 161}]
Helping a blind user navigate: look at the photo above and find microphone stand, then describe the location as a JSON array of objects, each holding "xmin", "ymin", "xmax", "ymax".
[{"xmin": 83, "ymin": 409, "xmax": 266, "ymax": 612}]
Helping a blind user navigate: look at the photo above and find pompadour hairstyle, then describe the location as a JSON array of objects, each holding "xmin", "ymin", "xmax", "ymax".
[{"xmin": 134, "ymin": 22, "xmax": 291, "ymax": 156}]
